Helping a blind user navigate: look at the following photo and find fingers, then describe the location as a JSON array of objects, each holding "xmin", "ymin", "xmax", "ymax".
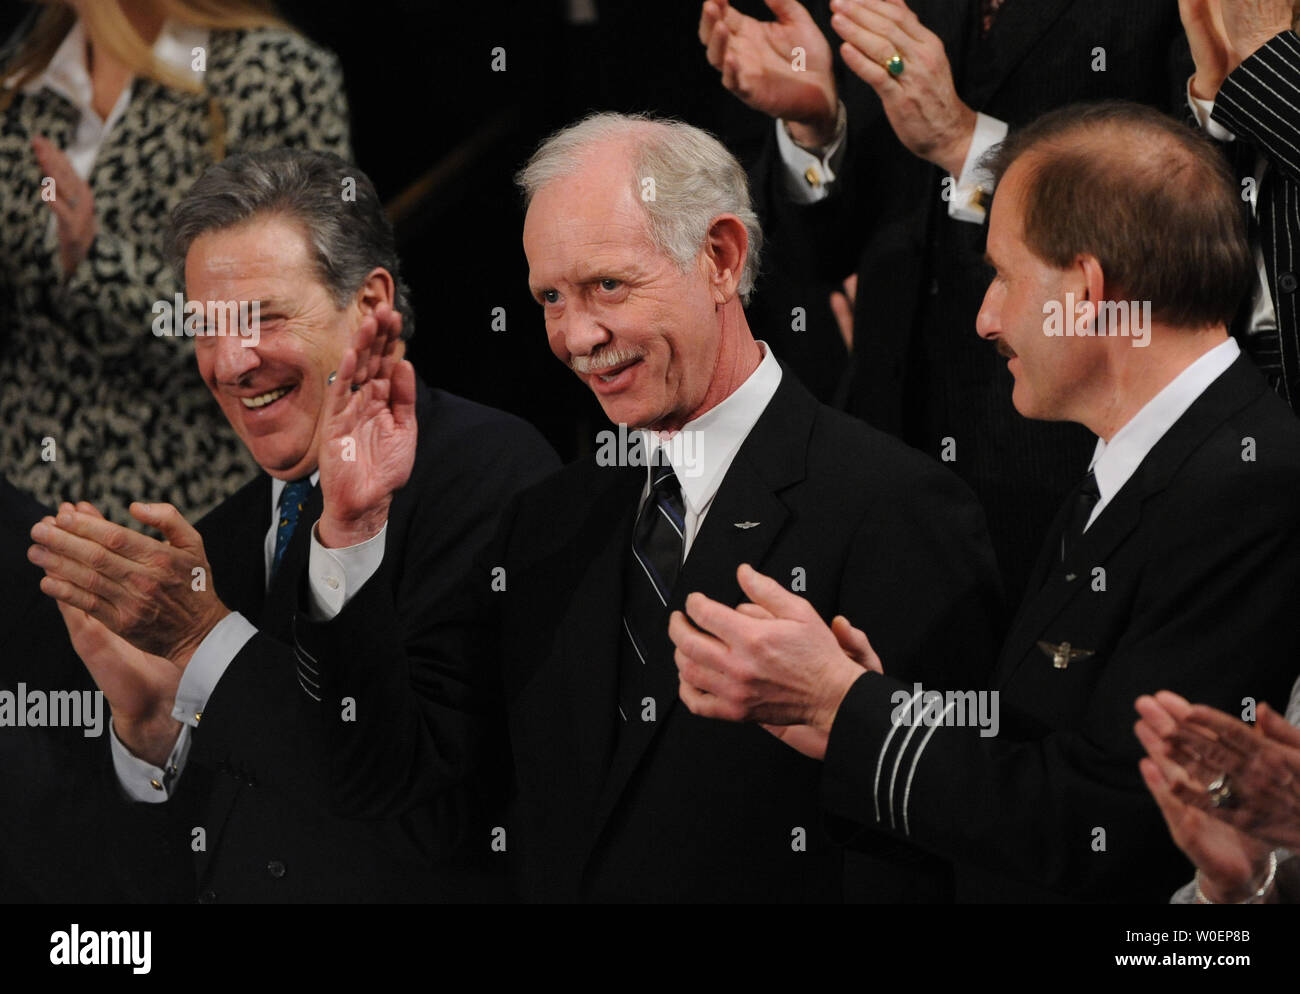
[
  {"xmin": 1259, "ymin": 701, "xmax": 1300, "ymax": 750},
  {"xmin": 672, "ymin": 599, "xmax": 742, "ymax": 660},
  {"xmin": 832, "ymin": 6, "xmax": 900, "ymax": 68},
  {"xmin": 829, "ymin": 286, "xmax": 855, "ymax": 351},
  {"xmin": 707, "ymin": 17, "xmax": 731, "ymax": 71},
  {"xmin": 860, "ymin": 0, "xmax": 928, "ymax": 46},
  {"xmin": 330, "ymin": 346, "xmax": 358, "ymax": 418},
  {"xmin": 30, "ymin": 510, "xmax": 138, "ymax": 586},
  {"xmin": 831, "ymin": 615, "xmax": 881, "ymax": 672},
  {"xmin": 735, "ymin": 562, "xmax": 814, "ymax": 620},
  {"xmin": 129, "ymin": 502, "xmax": 202, "ymax": 555},
  {"xmin": 736, "ymin": 602, "xmax": 775, "ymax": 620},
  {"xmin": 840, "ymin": 39, "xmax": 894, "ymax": 91},
  {"xmin": 391, "ymin": 358, "xmax": 418, "ymax": 433}
]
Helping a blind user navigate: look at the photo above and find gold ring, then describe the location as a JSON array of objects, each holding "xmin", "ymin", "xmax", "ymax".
[{"xmin": 885, "ymin": 54, "xmax": 904, "ymax": 77}]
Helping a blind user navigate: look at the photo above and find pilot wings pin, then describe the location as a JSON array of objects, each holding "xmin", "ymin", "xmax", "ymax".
[{"xmin": 1037, "ymin": 640, "xmax": 1095, "ymax": 670}]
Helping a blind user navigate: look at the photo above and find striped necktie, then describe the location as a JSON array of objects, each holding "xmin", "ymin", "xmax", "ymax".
[
  {"xmin": 617, "ymin": 450, "xmax": 685, "ymax": 738},
  {"xmin": 272, "ymin": 478, "xmax": 313, "ymax": 579}
]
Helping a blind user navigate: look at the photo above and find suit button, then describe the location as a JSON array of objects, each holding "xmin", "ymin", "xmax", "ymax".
[
  {"xmin": 1281, "ymin": 272, "xmax": 1298, "ymax": 294},
  {"xmin": 198, "ymin": 890, "xmax": 218, "ymax": 904},
  {"xmin": 267, "ymin": 860, "xmax": 286, "ymax": 879}
]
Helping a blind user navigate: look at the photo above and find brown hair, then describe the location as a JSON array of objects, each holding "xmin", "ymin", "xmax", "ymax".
[{"xmin": 982, "ymin": 101, "xmax": 1253, "ymax": 330}]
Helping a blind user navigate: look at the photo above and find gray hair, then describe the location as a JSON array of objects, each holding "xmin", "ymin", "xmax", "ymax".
[
  {"xmin": 165, "ymin": 148, "xmax": 415, "ymax": 338},
  {"xmin": 515, "ymin": 112, "xmax": 763, "ymax": 305}
]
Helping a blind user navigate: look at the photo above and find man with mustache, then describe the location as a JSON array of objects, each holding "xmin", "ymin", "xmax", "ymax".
[
  {"xmin": 27, "ymin": 149, "xmax": 558, "ymax": 901},
  {"xmin": 471, "ymin": 111, "xmax": 1001, "ymax": 901},
  {"xmin": 668, "ymin": 102, "xmax": 1300, "ymax": 902}
]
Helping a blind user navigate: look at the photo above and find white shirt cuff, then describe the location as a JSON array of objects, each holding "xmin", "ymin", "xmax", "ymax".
[
  {"xmin": 109, "ymin": 717, "xmax": 192, "ymax": 803},
  {"xmin": 173, "ymin": 611, "xmax": 258, "ymax": 727},
  {"xmin": 307, "ymin": 520, "xmax": 387, "ymax": 621},
  {"xmin": 1187, "ymin": 77, "xmax": 1236, "ymax": 142},
  {"xmin": 776, "ymin": 103, "xmax": 848, "ymax": 204},
  {"xmin": 947, "ymin": 112, "xmax": 1008, "ymax": 224}
]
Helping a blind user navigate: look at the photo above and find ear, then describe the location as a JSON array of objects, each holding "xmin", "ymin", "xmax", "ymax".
[
  {"xmin": 701, "ymin": 214, "xmax": 748, "ymax": 305},
  {"xmin": 1072, "ymin": 253, "xmax": 1107, "ymax": 336},
  {"xmin": 353, "ymin": 267, "xmax": 396, "ymax": 316}
]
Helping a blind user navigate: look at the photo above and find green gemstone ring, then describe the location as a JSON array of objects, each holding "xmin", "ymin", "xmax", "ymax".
[{"xmin": 885, "ymin": 54, "xmax": 905, "ymax": 78}]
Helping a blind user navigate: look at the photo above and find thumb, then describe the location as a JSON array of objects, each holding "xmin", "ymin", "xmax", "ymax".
[
  {"xmin": 130, "ymin": 502, "xmax": 201, "ymax": 553},
  {"xmin": 832, "ymin": 615, "xmax": 882, "ymax": 672},
  {"xmin": 736, "ymin": 562, "xmax": 810, "ymax": 620},
  {"xmin": 765, "ymin": 0, "xmax": 812, "ymax": 26}
]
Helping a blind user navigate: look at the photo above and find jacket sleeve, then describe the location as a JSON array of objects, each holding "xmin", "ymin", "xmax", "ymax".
[{"xmin": 821, "ymin": 467, "xmax": 1300, "ymax": 900}]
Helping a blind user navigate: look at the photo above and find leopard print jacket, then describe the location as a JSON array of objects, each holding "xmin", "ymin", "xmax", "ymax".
[{"xmin": 0, "ymin": 26, "xmax": 352, "ymax": 525}]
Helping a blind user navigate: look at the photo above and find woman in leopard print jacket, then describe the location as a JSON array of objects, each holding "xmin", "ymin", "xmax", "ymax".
[{"xmin": 0, "ymin": 2, "xmax": 351, "ymax": 524}]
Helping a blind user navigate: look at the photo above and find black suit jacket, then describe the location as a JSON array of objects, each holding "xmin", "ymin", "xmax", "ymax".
[
  {"xmin": 1210, "ymin": 29, "xmax": 1300, "ymax": 413},
  {"xmin": 0, "ymin": 479, "xmax": 127, "ymax": 902},
  {"xmin": 820, "ymin": 355, "xmax": 1300, "ymax": 901},
  {"xmin": 749, "ymin": 0, "xmax": 1191, "ymax": 604},
  {"xmin": 112, "ymin": 380, "xmax": 558, "ymax": 903},
  {"xmin": 475, "ymin": 367, "xmax": 1003, "ymax": 902}
]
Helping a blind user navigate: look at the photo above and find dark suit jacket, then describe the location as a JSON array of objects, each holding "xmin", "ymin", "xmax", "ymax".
[
  {"xmin": 0, "ymin": 478, "xmax": 127, "ymax": 902},
  {"xmin": 749, "ymin": 0, "xmax": 1191, "ymax": 605},
  {"xmin": 1210, "ymin": 30, "xmax": 1300, "ymax": 413},
  {"xmin": 476, "ymin": 367, "xmax": 1003, "ymax": 902},
  {"xmin": 112, "ymin": 380, "xmax": 558, "ymax": 903},
  {"xmin": 820, "ymin": 355, "xmax": 1300, "ymax": 901}
]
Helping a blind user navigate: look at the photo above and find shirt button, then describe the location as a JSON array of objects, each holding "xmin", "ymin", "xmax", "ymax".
[
  {"xmin": 325, "ymin": 575, "xmax": 340, "ymax": 590},
  {"xmin": 267, "ymin": 860, "xmax": 286, "ymax": 879}
]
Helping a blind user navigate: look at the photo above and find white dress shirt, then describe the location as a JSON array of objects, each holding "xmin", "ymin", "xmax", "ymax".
[
  {"xmin": 19, "ymin": 18, "xmax": 209, "ymax": 183},
  {"xmin": 640, "ymin": 341, "xmax": 783, "ymax": 557},
  {"xmin": 1085, "ymin": 338, "xmax": 1242, "ymax": 530},
  {"xmin": 1188, "ymin": 82, "xmax": 1278, "ymax": 338},
  {"xmin": 777, "ymin": 102, "xmax": 1007, "ymax": 225},
  {"xmin": 111, "ymin": 470, "xmax": 388, "ymax": 801}
]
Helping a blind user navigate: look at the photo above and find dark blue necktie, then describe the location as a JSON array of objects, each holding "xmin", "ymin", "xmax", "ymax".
[{"xmin": 272, "ymin": 478, "xmax": 313, "ymax": 578}]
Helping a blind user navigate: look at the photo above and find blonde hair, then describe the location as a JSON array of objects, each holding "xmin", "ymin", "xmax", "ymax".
[{"xmin": 2, "ymin": 1, "xmax": 284, "ymax": 158}]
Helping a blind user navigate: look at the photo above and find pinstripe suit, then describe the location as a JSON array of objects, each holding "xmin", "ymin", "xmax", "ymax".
[{"xmin": 1209, "ymin": 30, "xmax": 1300, "ymax": 413}]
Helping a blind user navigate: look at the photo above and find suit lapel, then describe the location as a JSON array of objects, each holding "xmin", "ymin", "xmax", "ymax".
[
  {"xmin": 995, "ymin": 355, "xmax": 1267, "ymax": 685},
  {"xmin": 961, "ymin": 0, "xmax": 1074, "ymax": 111},
  {"xmin": 204, "ymin": 476, "xmax": 272, "ymax": 622},
  {"xmin": 584, "ymin": 372, "xmax": 814, "ymax": 857}
]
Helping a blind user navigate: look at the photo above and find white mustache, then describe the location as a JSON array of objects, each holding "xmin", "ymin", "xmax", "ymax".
[{"xmin": 570, "ymin": 347, "xmax": 645, "ymax": 375}]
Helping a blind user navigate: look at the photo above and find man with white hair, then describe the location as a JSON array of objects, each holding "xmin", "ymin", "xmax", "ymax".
[{"xmin": 444, "ymin": 111, "xmax": 1002, "ymax": 901}]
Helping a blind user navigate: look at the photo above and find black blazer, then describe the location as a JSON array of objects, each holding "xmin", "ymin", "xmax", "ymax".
[
  {"xmin": 749, "ymin": 0, "xmax": 1191, "ymax": 604},
  {"xmin": 1210, "ymin": 29, "xmax": 1300, "ymax": 413},
  {"xmin": 473, "ymin": 367, "xmax": 1004, "ymax": 902},
  {"xmin": 819, "ymin": 355, "xmax": 1300, "ymax": 901},
  {"xmin": 112, "ymin": 380, "xmax": 557, "ymax": 903}
]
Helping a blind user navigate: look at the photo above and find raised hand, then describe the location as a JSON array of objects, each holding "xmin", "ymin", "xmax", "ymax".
[
  {"xmin": 32, "ymin": 136, "xmax": 97, "ymax": 278},
  {"xmin": 1220, "ymin": 0, "xmax": 1295, "ymax": 66},
  {"xmin": 316, "ymin": 302, "xmax": 417, "ymax": 549},
  {"xmin": 831, "ymin": 0, "xmax": 976, "ymax": 174},
  {"xmin": 700, "ymin": 0, "xmax": 839, "ymax": 148},
  {"xmin": 29, "ymin": 500, "xmax": 230, "ymax": 669}
]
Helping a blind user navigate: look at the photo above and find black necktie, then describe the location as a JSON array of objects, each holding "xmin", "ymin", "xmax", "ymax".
[
  {"xmin": 1060, "ymin": 469, "xmax": 1100, "ymax": 564},
  {"xmin": 981, "ymin": 0, "xmax": 1006, "ymax": 35},
  {"xmin": 617, "ymin": 450, "xmax": 685, "ymax": 738}
]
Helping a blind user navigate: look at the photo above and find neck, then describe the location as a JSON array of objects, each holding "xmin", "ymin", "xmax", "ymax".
[
  {"xmin": 1083, "ymin": 324, "xmax": 1228, "ymax": 442},
  {"xmin": 668, "ymin": 299, "xmax": 762, "ymax": 431}
]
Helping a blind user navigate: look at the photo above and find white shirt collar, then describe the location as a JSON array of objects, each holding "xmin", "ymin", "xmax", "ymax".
[
  {"xmin": 1087, "ymin": 337, "xmax": 1240, "ymax": 527},
  {"xmin": 640, "ymin": 341, "xmax": 783, "ymax": 518},
  {"xmin": 19, "ymin": 17, "xmax": 208, "ymax": 104}
]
